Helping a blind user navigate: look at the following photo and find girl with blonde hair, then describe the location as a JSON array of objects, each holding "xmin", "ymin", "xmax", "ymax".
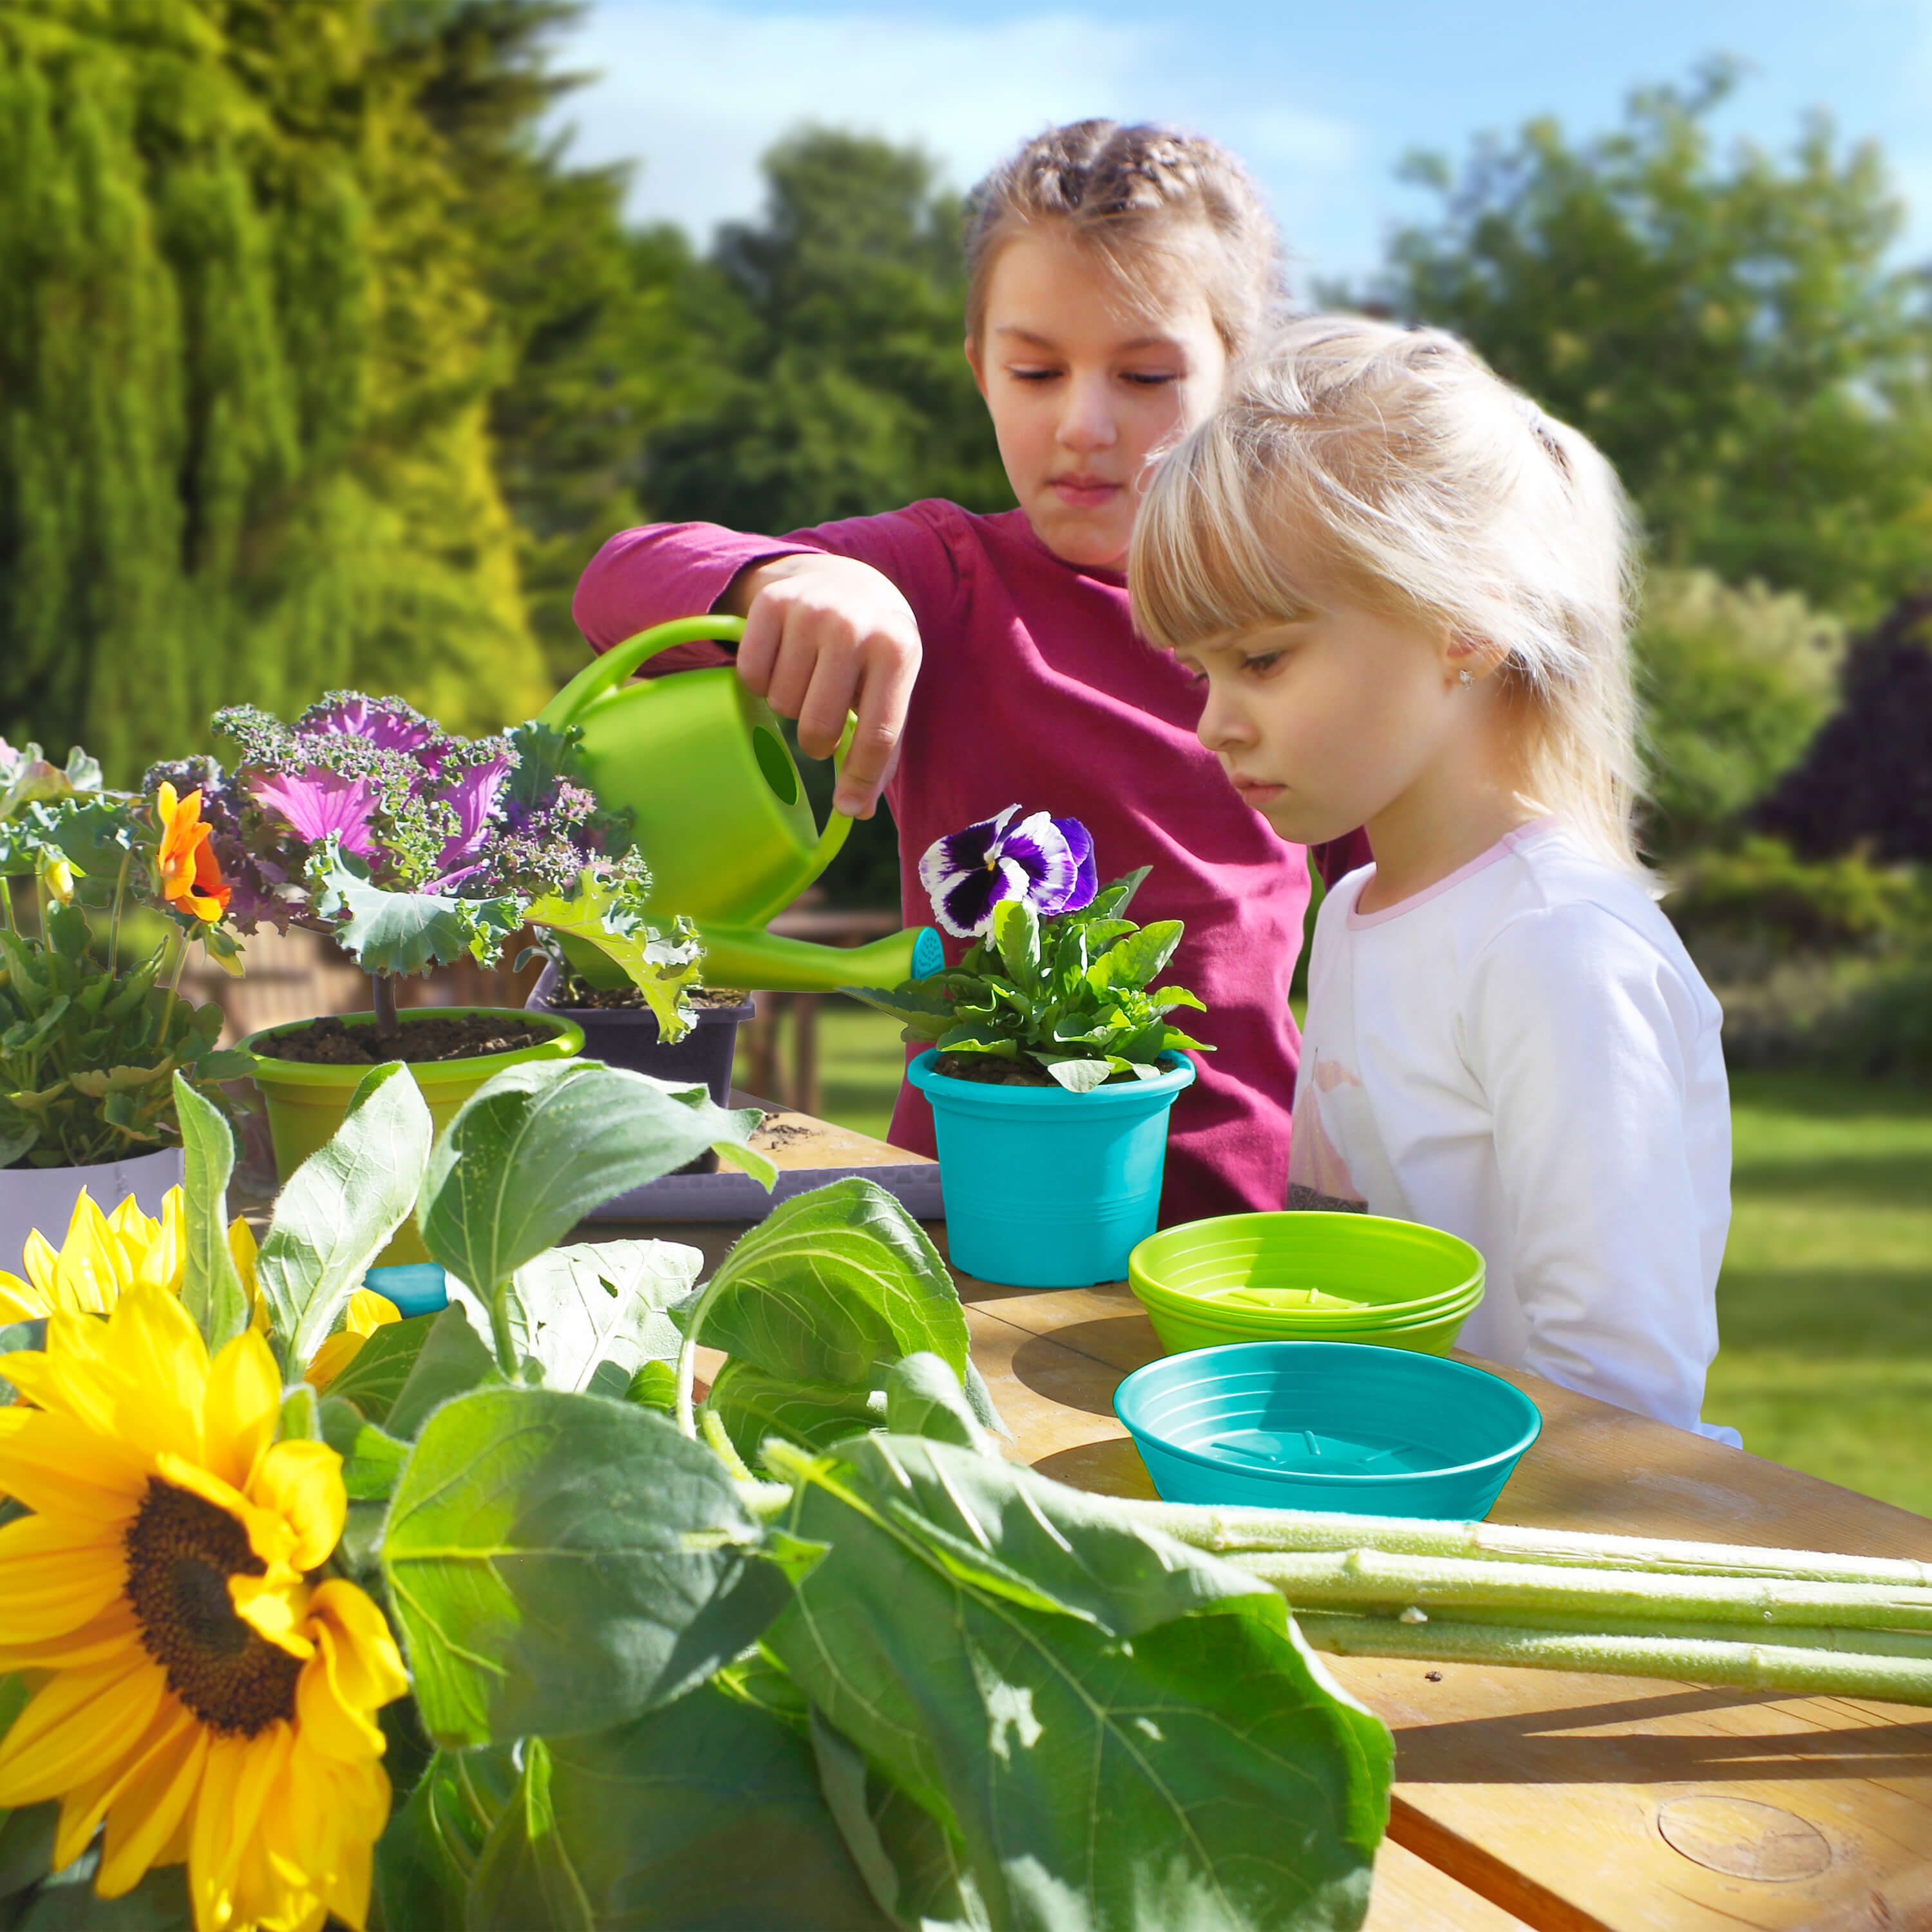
[
  {"xmin": 1132, "ymin": 315, "xmax": 1736, "ymax": 1439},
  {"xmin": 574, "ymin": 122, "xmax": 1367, "ymax": 1222}
]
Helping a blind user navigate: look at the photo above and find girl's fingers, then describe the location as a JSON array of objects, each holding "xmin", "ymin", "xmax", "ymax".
[
  {"xmin": 795, "ymin": 639, "xmax": 862, "ymax": 763},
  {"xmin": 835, "ymin": 637, "xmax": 919, "ymax": 819},
  {"xmin": 762, "ymin": 610, "xmax": 829, "ymax": 721},
  {"xmin": 735, "ymin": 594, "xmax": 785, "ymax": 697}
]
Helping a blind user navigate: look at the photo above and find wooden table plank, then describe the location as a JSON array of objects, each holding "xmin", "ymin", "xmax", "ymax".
[
  {"xmin": 1365, "ymin": 1838, "xmax": 1536, "ymax": 1932},
  {"xmin": 621, "ymin": 1203, "xmax": 1932, "ymax": 1932}
]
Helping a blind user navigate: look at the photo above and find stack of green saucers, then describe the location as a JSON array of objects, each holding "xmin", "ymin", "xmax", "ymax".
[{"xmin": 1127, "ymin": 1211, "xmax": 1485, "ymax": 1357}]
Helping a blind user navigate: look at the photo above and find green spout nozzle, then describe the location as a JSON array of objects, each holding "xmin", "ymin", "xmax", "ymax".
[{"xmin": 687, "ymin": 922, "xmax": 929, "ymax": 994}]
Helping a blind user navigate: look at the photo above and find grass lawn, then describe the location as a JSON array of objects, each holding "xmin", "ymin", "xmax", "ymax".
[
  {"xmin": 786, "ymin": 1009, "xmax": 1932, "ymax": 1517},
  {"xmin": 1708, "ymin": 1071, "xmax": 1932, "ymax": 1516}
]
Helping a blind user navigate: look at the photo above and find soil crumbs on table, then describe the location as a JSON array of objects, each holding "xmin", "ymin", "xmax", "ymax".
[
  {"xmin": 752, "ymin": 1117, "xmax": 815, "ymax": 1148},
  {"xmin": 263, "ymin": 1014, "xmax": 554, "ymax": 1065}
]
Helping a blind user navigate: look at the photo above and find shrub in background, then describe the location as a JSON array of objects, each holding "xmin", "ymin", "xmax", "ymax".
[{"xmin": 1634, "ymin": 570, "xmax": 1844, "ymax": 855}]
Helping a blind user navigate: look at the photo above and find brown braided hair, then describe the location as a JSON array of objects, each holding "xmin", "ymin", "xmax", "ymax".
[{"xmin": 964, "ymin": 120, "xmax": 1282, "ymax": 354}]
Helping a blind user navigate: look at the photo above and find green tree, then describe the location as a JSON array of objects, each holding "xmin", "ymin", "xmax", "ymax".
[
  {"xmin": 383, "ymin": 0, "xmax": 729, "ymax": 684},
  {"xmin": 1367, "ymin": 64, "xmax": 1932, "ymax": 616},
  {"xmin": 647, "ymin": 128, "xmax": 1009, "ymax": 535},
  {"xmin": 1632, "ymin": 569, "xmax": 1844, "ymax": 853},
  {"xmin": 0, "ymin": 0, "xmax": 545, "ymax": 781}
]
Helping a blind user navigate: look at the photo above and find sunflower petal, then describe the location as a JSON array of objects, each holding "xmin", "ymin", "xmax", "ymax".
[
  {"xmin": 191, "ymin": 1725, "xmax": 290, "ymax": 1927},
  {"xmin": 204, "ymin": 1329, "xmax": 280, "ymax": 1492},
  {"xmin": 0, "ymin": 1510, "xmax": 127, "ymax": 1640},
  {"xmin": 0, "ymin": 1408, "xmax": 148, "ymax": 1520},
  {"xmin": 102, "ymin": 1288, "xmax": 208, "ymax": 1461},
  {"xmin": 0, "ymin": 1273, "xmax": 48, "ymax": 1321},
  {"xmin": 232, "ymin": 1573, "xmax": 316, "ymax": 1662},
  {"xmin": 0, "ymin": 1652, "xmax": 166, "ymax": 1807},
  {"xmin": 296, "ymin": 1624, "xmax": 384, "ymax": 1761},
  {"xmin": 247, "ymin": 1439, "xmax": 346, "ymax": 1573},
  {"xmin": 53, "ymin": 1695, "xmax": 194, "ymax": 1877},
  {"xmin": 309, "ymin": 1580, "xmax": 409, "ymax": 1712},
  {"xmin": 96, "ymin": 1716, "xmax": 209, "ymax": 1899},
  {"xmin": 0, "ymin": 1599, "xmax": 142, "ymax": 1673}
]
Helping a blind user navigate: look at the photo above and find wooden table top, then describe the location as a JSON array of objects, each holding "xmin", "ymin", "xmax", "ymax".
[{"xmin": 605, "ymin": 1104, "xmax": 1932, "ymax": 1932}]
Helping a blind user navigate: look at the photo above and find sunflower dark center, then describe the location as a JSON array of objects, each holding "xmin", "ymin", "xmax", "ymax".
[{"xmin": 123, "ymin": 1478, "xmax": 302, "ymax": 1736}]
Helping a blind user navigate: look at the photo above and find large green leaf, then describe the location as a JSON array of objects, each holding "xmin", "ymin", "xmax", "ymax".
[
  {"xmin": 381, "ymin": 1386, "xmax": 788, "ymax": 1748},
  {"xmin": 12, "ymin": 1864, "xmax": 193, "ymax": 1929},
  {"xmin": 319, "ymin": 1309, "xmax": 442, "ymax": 1425},
  {"xmin": 504, "ymin": 1240, "xmax": 701, "ymax": 1392},
  {"xmin": 706, "ymin": 1360, "xmax": 880, "ymax": 1467},
  {"xmin": 466, "ymin": 1687, "xmax": 893, "ymax": 1932},
  {"xmin": 384, "ymin": 1304, "xmax": 498, "ymax": 1441},
  {"xmin": 318, "ymin": 1397, "xmax": 411, "ymax": 1502},
  {"xmin": 685, "ymin": 1178, "xmax": 967, "ymax": 1388},
  {"xmin": 310, "ymin": 844, "xmax": 522, "ymax": 976},
  {"xmin": 419, "ymin": 1061, "xmax": 773, "ymax": 1298},
  {"xmin": 810, "ymin": 1709, "xmax": 981, "ymax": 1932},
  {"xmin": 764, "ymin": 1436, "xmax": 1392, "ymax": 1932},
  {"xmin": 524, "ymin": 876, "xmax": 703, "ymax": 1039},
  {"xmin": 372, "ymin": 1744, "xmax": 518, "ymax": 1932},
  {"xmin": 254, "ymin": 1061, "xmax": 433, "ymax": 1370},
  {"xmin": 172, "ymin": 1073, "xmax": 247, "ymax": 1352}
]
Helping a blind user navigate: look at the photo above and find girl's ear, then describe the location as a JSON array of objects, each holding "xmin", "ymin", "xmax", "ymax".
[{"xmin": 1446, "ymin": 632, "xmax": 1504, "ymax": 684}]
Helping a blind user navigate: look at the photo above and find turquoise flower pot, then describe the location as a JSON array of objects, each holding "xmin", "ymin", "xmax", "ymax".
[{"xmin": 907, "ymin": 1048, "xmax": 1195, "ymax": 1287}]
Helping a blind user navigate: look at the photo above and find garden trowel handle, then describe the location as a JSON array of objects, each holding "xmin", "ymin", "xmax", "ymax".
[{"xmin": 537, "ymin": 616, "xmax": 749, "ymax": 731}]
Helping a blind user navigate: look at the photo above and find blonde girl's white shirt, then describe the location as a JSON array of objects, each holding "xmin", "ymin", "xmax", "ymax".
[{"xmin": 1288, "ymin": 818, "xmax": 1738, "ymax": 1444}]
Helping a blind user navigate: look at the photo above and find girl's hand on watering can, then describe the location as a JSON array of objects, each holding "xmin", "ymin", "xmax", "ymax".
[{"xmin": 728, "ymin": 554, "xmax": 922, "ymax": 819}]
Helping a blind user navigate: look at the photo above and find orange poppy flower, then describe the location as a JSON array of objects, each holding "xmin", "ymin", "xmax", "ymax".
[{"xmin": 155, "ymin": 784, "xmax": 231, "ymax": 924}]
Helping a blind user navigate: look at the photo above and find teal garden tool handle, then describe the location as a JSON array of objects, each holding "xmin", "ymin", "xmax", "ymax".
[{"xmin": 538, "ymin": 616, "xmax": 750, "ymax": 732}]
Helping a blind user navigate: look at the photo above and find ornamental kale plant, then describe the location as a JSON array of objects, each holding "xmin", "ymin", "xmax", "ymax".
[
  {"xmin": 850, "ymin": 806, "xmax": 1210, "ymax": 1093},
  {"xmin": 173, "ymin": 693, "xmax": 703, "ymax": 1036}
]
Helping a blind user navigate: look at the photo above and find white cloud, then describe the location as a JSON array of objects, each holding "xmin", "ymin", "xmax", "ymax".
[
  {"xmin": 546, "ymin": 0, "xmax": 1370, "ymax": 265},
  {"xmin": 551, "ymin": 3, "xmax": 1154, "ymax": 238}
]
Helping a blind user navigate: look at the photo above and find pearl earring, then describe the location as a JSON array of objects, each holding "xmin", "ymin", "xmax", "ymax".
[{"xmin": 1457, "ymin": 668, "xmax": 1474, "ymax": 689}]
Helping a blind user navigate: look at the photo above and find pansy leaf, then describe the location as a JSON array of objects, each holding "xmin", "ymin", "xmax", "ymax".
[
  {"xmin": 1083, "ymin": 867, "xmax": 1150, "ymax": 922},
  {"xmin": 1041, "ymin": 1057, "xmax": 1113, "ymax": 1094},
  {"xmin": 990, "ymin": 896, "xmax": 1042, "ymax": 993},
  {"xmin": 1086, "ymin": 919, "xmax": 1182, "ymax": 993}
]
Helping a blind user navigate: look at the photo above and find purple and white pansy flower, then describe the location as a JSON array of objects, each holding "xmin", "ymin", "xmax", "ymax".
[{"xmin": 918, "ymin": 805, "xmax": 1098, "ymax": 939}]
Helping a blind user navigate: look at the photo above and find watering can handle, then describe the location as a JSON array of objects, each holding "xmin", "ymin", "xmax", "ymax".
[
  {"xmin": 537, "ymin": 616, "xmax": 750, "ymax": 730},
  {"xmin": 542, "ymin": 617, "xmax": 863, "ymax": 923}
]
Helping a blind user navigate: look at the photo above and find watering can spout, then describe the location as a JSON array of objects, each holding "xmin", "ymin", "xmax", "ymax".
[
  {"xmin": 686, "ymin": 921, "xmax": 937, "ymax": 995},
  {"xmin": 545, "ymin": 616, "xmax": 932, "ymax": 994}
]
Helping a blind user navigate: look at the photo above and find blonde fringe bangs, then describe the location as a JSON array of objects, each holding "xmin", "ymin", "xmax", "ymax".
[{"xmin": 1132, "ymin": 317, "xmax": 1647, "ymax": 873}]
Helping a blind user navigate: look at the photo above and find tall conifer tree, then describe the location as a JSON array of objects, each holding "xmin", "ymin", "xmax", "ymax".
[{"xmin": 0, "ymin": 0, "xmax": 545, "ymax": 777}]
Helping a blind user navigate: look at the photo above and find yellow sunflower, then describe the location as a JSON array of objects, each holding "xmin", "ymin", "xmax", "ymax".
[
  {"xmin": 305, "ymin": 1289, "xmax": 401, "ymax": 1396},
  {"xmin": 0, "ymin": 1186, "xmax": 260, "ymax": 1327},
  {"xmin": 0, "ymin": 1285, "xmax": 408, "ymax": 1931}
]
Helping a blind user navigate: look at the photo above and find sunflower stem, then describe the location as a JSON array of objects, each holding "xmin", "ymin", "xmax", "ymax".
[{"xmin": 488, "ymin": 1280, "xmax": 520, "ymax": 1377}]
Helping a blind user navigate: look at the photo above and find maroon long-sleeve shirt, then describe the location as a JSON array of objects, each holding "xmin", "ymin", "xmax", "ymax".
[{"xmin": 573, "ymin": 500, "xmax": 1368, "ymax": 1225}]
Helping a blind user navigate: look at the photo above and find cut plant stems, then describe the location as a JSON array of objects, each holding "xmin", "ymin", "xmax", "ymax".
[{"xmin": 1116, "ymin": 1497, "xmax": 1932, "ymax": 1707}]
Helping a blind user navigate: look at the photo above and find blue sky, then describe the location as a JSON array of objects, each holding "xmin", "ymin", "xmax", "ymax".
[{"xmin": 549, "ymin": 0, "xmax": 1932, "ymax": 288}]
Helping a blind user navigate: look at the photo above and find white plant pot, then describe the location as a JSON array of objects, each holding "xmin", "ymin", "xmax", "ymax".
[{"xmin": 0, "ymin": 1145, "xmax": 187, "ymax": 1269}]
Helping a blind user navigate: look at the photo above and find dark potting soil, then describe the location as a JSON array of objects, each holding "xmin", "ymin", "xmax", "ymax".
[
  {"xmin": 931, "ymin": 1052, "xmax": 1143, "ymax": 1088},
  {"xmin": 262, "ymin": 1013, "xmax": 556, "ymax": 1066},
  {"xmin": 554, "ymin": 984, "xmax": 750, "ymax": 1012},
  {"xmin": 933, "ymin": 1052, "xmax": 1057, "ymax": 1087}
]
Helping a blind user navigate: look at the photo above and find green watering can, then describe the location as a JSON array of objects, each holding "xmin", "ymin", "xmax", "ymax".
[{"xmin": 538, "ymin": 616, "xmax": 940, "ymax": 992}]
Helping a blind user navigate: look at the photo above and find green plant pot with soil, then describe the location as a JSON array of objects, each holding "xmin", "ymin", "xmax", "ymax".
[{"xmin": 240, "ymin": 1007, "xmax": 583, "ymax": 1264}]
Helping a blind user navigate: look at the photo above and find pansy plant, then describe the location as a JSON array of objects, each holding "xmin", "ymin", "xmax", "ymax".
[
  {"xmin": 849, "ymin": 805, "xmax": 1211, "ymax": 1093},
  {"xmin": 169, "ymin": 694, "xmax": 703, "ymax": 1037}
]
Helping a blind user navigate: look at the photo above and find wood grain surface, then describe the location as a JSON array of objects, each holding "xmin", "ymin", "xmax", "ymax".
[{"xmin": 602, "ymin": 1108, "xmax": 1932, "ymax": 1932}]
